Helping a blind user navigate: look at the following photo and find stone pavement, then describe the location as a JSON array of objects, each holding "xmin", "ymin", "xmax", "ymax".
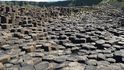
[{"xmin": 0, "ymin": 5, "xmax": 124, "ymax": 70}]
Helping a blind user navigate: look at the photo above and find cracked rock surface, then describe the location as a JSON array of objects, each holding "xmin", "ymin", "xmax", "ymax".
[{"xmin": 0, "ymin": 4, "xmax": 124, "ymax": 70}]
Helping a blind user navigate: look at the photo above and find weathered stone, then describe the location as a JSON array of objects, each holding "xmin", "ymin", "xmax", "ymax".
[
  {"xmin": 89, "ymin": 36, "xmax": 99, "ymax": 42},
  {"xmin": 95, "ymin": 40, "xmax": 106, "ymax": 49},
  {"xmin": 29, "ymin": 33, "xmax": 38, "ymax": 40},
  {"xmin": 4, "ymin": 63, "xmax": 13, "ymax": 68},
  {"xmin": 96, "ymin": 65, "xmax": 111, "ymax": 70},
  {"xmin": 97, "ymin": 61, "xmax": 110, "ymax": 66},
  {"xmin": 76, "ymin": 34, "xmax": 88, "ymax": 38},
  {"xmin": 64, "ymin": 49, "xmax": 72, "ymax": 54},
  {"xmin": 1, "ymin": 44, "xmax": 11, "ymax": 50},
  {"xmin": 97, "ymin": 64, "xmax": 122, "ymax": 70},
  {"xmin": 13, "ymin": 33, "xmax": 24, "ymax": 39},
  {"xmin": 104, "ymin": 54, "xmax": 113, "ymax": 58},
  {"xmin": 114, "ymin": 50, "xmax": 124, "ymax": 57},
  {"xmin": 0, "ymin": 63, "xmax": 4, "ymax": 70},
  {"xmin": 86, "ymin": 59, "xmax": 97, "ymax": 66},
  {"xmin": 42, "ymin": 55, "xmax": 55, "ymax": 62},
  {"xmin": 77, "ymin": 56, "xmax": 88, "ymax": 63},
  {"xmin": 66, "ymin": 55, "xmax": 78, "ymax": 62},
  {"xmin": 54, "ymin": 56, "xmax": 67, "ymax": 63},
  {"xmin": 9, "ymin": 58, "xmax": 19, "ymax": 64},
  {"xmin": 120, "ymin": 18, "xmax": 124, "ymax": 26},
  {"xmin": 113, "ymin": 45, "xmax": 122, "ymax": 49},
  {"xmin": 117, "ymin": 41, "xmax": 124, "ymax": 46},
  {"xmin": 84, "ymin": 65, "xmax": 96, "ymax": 70},
  {"xmin": 106, "ymin": 58, "xmax": 116, "ymax": 63},
  {"xmin": 32, "ymin": 58, "xmax": 42, "ymax": 65},
  {"xmin": 88, "ymin": 54, "xmax": 97, "ymax": 59},
  {"xmin": 79, "ymin": 49, "xmax": 90, "ymax": 55},
  {"xmin": 97, "ymin": 53, "xmax": 106, "ymax": 60},
  {"xmin": 0, "ymin": 4, "xmax": 123, "ymax": 70},
  {"xmin": 35, "ymin": 44, "xmax": 42, "ymax": 48},
  {"xmin": 81, "ymin": 43, "xmax": 96, "ymax": 50},
  {"xmin": 0, "ymin": 15, "xmax": 7, "ymax": 23},
  {"xmin": 71, "ymin": 47, "xmax": 80, "ymax": 53},
  {"xmin": 42, "ymin": 42, "xmax": 58, "ymax": 51},
  {"xmin": 34, "ymin": 61, "xmax": 49, "ymax": 70},
  {"xmin": 62, "ymin": 62, "xmax": 85, "ymax": 70},
  {"xmin": 102, "ymin": 50, "xmax": 112, "ymax": 54},
  {"xmin": 0, "ymin": 54, "xmax": 11, "ymax": 63},
  {"xmin": 20, "ymin": 64, "xmax": 35, "ymax": 70},
  {"xmin": 63, "ymin": 43, "xmax": 75, "ymax": 48},
  {"xmin": 106, "ymin": 38, "xmax": 118, "ymax": 45},
  {"xmin": 70, "ymin": 37, "xmax": 86, "ymax": 44},
  {"xmin": 95, "ymin": 39, "xmax": 105, "ymax": 45},
  {"xmin": 28, "ymin": 52, "xmax": 44, "ymax": 57},
  {"xmin": 58, "ymin": 35, "xmax": 67, "ymax": 40},
  {"xmin": 22, "ymin": 43, "xmax": 36, "ymax": 52},
  {"xmin": 102, "ymin": 44, "xmax": 111, "ymax": 48}
]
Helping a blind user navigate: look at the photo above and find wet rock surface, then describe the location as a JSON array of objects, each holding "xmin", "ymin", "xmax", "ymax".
[{"xmin": 0, "ymin": 4, "xmax": 124, "ymax": 70}]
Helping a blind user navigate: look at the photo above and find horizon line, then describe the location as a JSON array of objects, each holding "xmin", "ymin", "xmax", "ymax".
[{"xmin": 0, "ymin": 0, "xmax": 66, "ymax": 2}]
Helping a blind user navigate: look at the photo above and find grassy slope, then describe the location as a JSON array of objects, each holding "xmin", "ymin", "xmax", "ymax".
[
  {"xmin": 0, "ymin": 0, "xmax": 103, "ymax": 7},
  {"xmin": 108, "ymin": 0, "xmax": 124, "ymax": 8}
]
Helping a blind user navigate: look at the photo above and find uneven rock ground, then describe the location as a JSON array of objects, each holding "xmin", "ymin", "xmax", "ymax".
[{"xmin": 0, "ymin": 4, "xmax": 124, "ymax": 70}]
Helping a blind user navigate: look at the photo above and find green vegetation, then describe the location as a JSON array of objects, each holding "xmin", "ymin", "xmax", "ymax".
[
  {"xmin": 0, "ymin": 0, "xmax": 103, "ymax": 7},
  {"xmin": 107, "ymin": 0, "xmax": 124, "ymax": 8},
  {"xmin": 0, "ymin": 0, "xmax": 124, "ymax": 11}
]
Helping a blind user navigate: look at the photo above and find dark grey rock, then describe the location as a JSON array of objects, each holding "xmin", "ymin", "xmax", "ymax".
[
  {"xmin": 86, "ymin": 59, "xmax": 97, "ymax": 66},
  {"xmin": 63, "ymin": 43, "xmax": 75, "ymax": 48},
  {"xmin": 79, "ymin": 50, "xmax": 90, "ymax": 55},
  {"xmin": 71, "ymin": 47, "xmax": 80, "ymax": 53},
  {"xmin": 106, "ymin": 38, "xmax": 118, "ymax": 45},
  {"xmin": 34, "ymin": 61, "xmax": 49, "ymax": 70},
  {"xmin": 104, "ymin": 54, "xmax": 113, "ymax": 58},
  {"xmin": 117, "ymin": 41, "xmax": 124, "ymax": 46},
  {"xmin": 77, "ymin": 56, "xmax": 88, "ymax": 63},
  {"xmin": 84, "ymin": 65, "xmax": 96, "ymax": 70},
  {"xmin": 20, "ymin": 64, "xmax": 35, "ymax": 70},
  {"xmin": 42, "ymin": 55, "xmax": 55, "ymax": 62},
  {"xmin": 95, "ymin": 39, "xmax": 105, "ymax": 49},
  {"xmin": 64, "ymin": 49, "xmax": 72, "ymax": 55},
  {"xmin": 102, "ymin": 44, "xmax": 111, "ymax": 48},
  {"xmin": 102, "ymin": 50, "xmax": 112, "ymax": 54},
  {"xmin": 114, "ymin": 50, "xmax": 123, "ymax": 57},
  {"xmin": 72, "ymin": 38, "xmax": 86, "ymax": 44},
  {"xmin": 95, "ymin": 39, "xmax": 105, "ymax": 45},
  {"xmin": 113, "ymin": 45, "xmax": 122, "ymax": 49},
  {"xmin": 81, "ymin": 43, "xmax": 96, "ymax": 50},
  {"xmin": 106, "ymin": 58, "xmax": 116, "ymax": 63},
  {"xmin": 97, "ymin": 53, "xmax": 106, "ymax": 60},
  {"xmin": 53, "ymin": 56, "xmax": 67, "ymax": 63},
  {"xmin": 58, "ymin": 35, "xmax": 67, "ymax": 40},
  {"xmin": 97, "ymin": 61, "xmax": 110, "ymax": 66},
  {"xmin": 89, "ymin": 36, "xmax": 99, "ymax": 42},
  {"xmin": 66, "ymin": 55, "xmax": 78, "ymax": 62},
  {"xmin": 88, "ymin": 54, "xmax": 97, "ymax": 59},
  {"xmin": 76, "ymin": 34, "xmax": 88, "ymax": 38}
]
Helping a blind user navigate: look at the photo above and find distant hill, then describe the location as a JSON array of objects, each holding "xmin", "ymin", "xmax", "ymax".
[
  {"xmin": 101, "ymin": 0, "xmax": 124, "ymax": 8},
  {"xmin": 0, "ymin": 0, "xmax": 124, "ymax": 12},
  {"xmin": 101, "ymin": 0, "xmax": 124, "ymax": 12},
  {"xmin": 0, "ymin": 0, "xmax": 103, "ymax": 7}
]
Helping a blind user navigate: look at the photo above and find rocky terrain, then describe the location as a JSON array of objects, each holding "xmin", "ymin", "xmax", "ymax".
[{"xmin": 0, "ymin": 4, "xmax": 124, "ymax": 70}]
